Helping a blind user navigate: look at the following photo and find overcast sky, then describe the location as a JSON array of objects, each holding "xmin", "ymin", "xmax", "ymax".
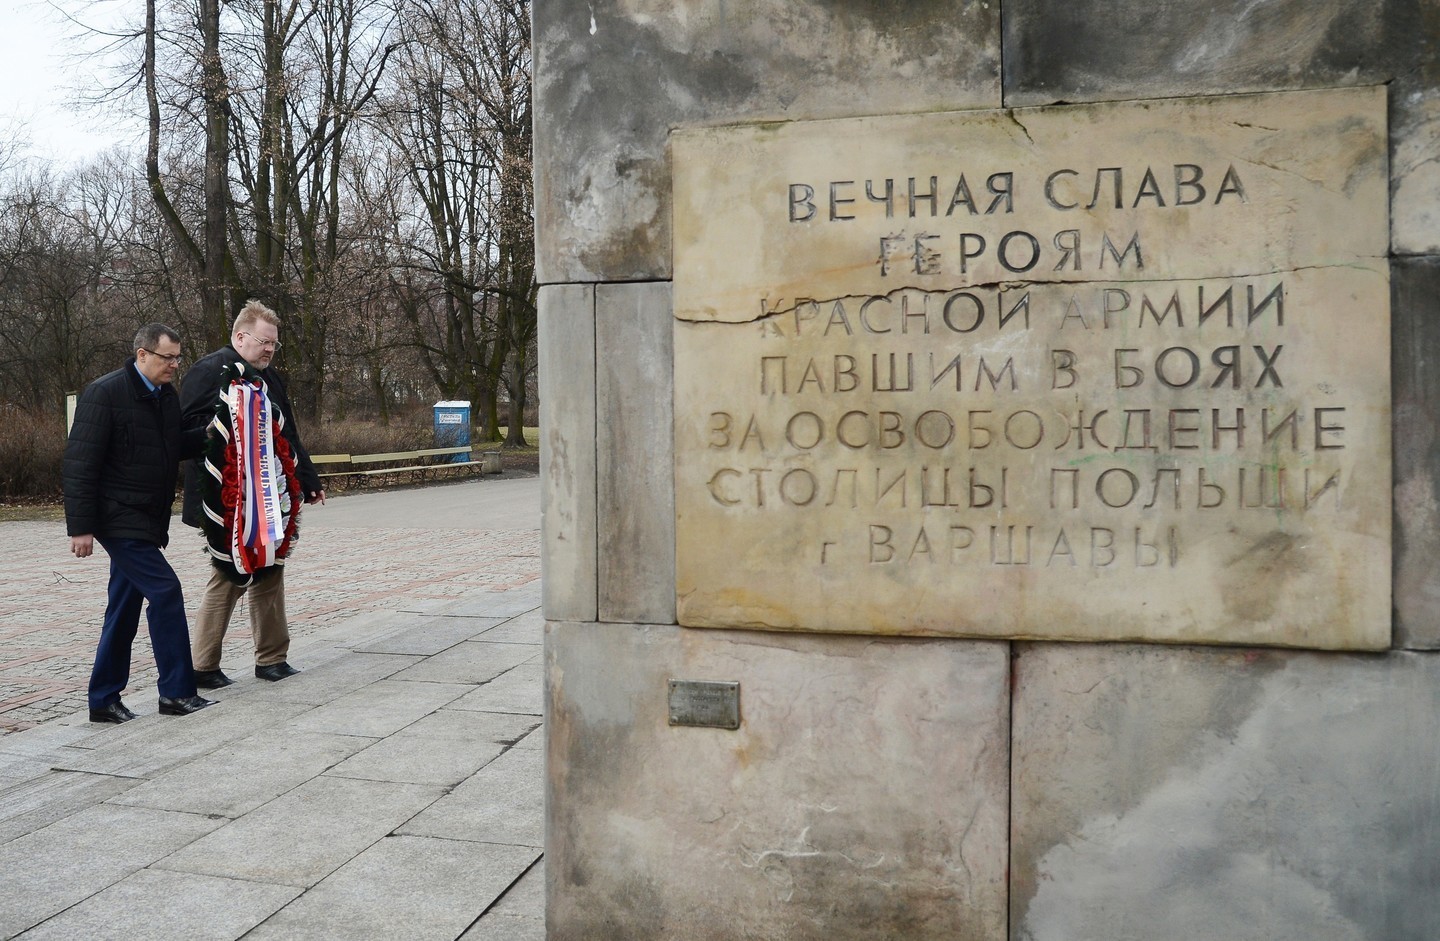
[{"xmin": 1, "ymin": 0, "xmax": 140, "ymax": 164}]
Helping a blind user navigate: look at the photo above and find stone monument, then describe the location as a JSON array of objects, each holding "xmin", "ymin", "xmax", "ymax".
[{"xmin": 536, "ymin": 2, "xmax": 1440, "ymax": 938}]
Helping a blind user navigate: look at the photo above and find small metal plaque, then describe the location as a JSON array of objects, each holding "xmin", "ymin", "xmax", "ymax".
[{"xmin": 668, "ymin": 680, "xmax": 741, "ymax": 730}]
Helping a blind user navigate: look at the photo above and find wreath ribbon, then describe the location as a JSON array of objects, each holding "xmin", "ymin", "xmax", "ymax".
[
  {"xmin": 199, "ymin": 361, "xmax": 301, "ymax": 585},
  {"xmin": 231, "ymin": 379, "xmax": 285, "ymax": 564}
]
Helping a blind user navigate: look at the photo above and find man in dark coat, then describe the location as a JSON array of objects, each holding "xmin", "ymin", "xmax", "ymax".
[
  {"xmin": 181, "ymin": 299, "xmax": 324, "ymax": 687},
  {"xmin": 63, "ymin": 323, "xmax": 216, "ymax": 723}
]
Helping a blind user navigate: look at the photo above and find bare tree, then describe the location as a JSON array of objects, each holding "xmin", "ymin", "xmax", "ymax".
[
  {"xmin": 14, "ymin": 0, "xmax": 537, "ymax": 443},
  {"xmin": 375, "ymin": 0, "xmax": 534, "ymax": 443},
  {"xmin": 221, "ymin": 0, "xmax": 398, "ymax": 414},
  {"xmin": 0, "ymin": 161, "xmax": 139, "ymax": 408},
  {"xmin": 129, "ymin": 0, "xmax": 398, "ymax": 415},
  {"xmin": 140, "ymin": 0, "xmax": 223, "ymax": 338}
]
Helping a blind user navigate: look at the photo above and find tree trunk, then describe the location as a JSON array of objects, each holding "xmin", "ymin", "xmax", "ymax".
[
  {"xmin": 200, "ymin": 0, "xmax": 231, "ymax": 338},
  {"xmin": 504, "ymin": 341, "xmax": 528, "ymax": 446},
  {"xmin": 143, "ymin": 0, "xmax": 207, "ymax": 329}
]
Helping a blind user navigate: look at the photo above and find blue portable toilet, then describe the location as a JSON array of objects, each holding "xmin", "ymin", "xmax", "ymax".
[{"xmin": 433, "ymin": 400, "xmax": 471, "ymax": 462}]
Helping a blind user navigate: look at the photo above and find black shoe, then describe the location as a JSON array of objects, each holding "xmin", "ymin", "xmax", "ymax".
[
  {"xmin": 89, "ymin": 701, "xmax": 137, "ymax": 724},
  {"xmin": 158, "ymin": 695, "xmax": 216, "ymax": 716},
  {"xmin": 255, "ymin": 662, "xmax": 300, "ymax": 682},
  {"xmin": 194, "ymin": 668, "xmax": 234, "ymax": 690}
]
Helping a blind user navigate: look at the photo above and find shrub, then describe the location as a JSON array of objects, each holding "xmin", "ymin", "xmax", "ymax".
[
  {"xmin": 0, "ymin": 404, "xmax": 66, "ymax": 501},
  {"xmin": 0, "ymin": 401, "xmax": 524, "ymax": 503},
  {"xmin": 303, "ymin": 412, "xmax": 434, "ymax": 458}
]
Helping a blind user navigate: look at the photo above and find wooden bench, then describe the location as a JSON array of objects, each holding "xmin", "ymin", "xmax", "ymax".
[{"xmin": 314, "ymin": 446, "xmax": 502, "ymax": 485}]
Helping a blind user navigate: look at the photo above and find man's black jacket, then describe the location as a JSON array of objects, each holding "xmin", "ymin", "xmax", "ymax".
[
  {"xmin": 179, "ymin": 345, "xmax": 321, "ymax": 529},
  {"xmin": 63, "ymin": 360, "xmax": 203, "ymax": 547}
]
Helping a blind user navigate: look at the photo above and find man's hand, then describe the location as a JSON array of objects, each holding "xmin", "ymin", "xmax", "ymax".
[
  {"xmin": 305, "ymin": 489, "xmax": 326, "ymax": 506},
  {"xmin": 70, "ymin": 535, "xmax": 94, "ymax": 558}
]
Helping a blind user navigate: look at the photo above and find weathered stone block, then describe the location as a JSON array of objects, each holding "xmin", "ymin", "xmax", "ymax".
[
  {"xmin": 596, "ymin": 282, "xmax": 676, "ymax": 624},
  {"xmin": 540, "ymin": 283, "xmax": 598, "ymax": 622},
  {"xmin": 534, "ymin": 0, "xmax": 1001, "ymax": 284},
  {"xmin": 1002, "ymin": 2, "xmax": 1410, "ymax": 103},
  {"xmin": 547, "ymin": 621, "xmax": 1010, "ymax": 941},
  {"xmin": 1011, "ymin": 643, "xmax": 1440, "ymax": 940},
  {"xmin": 1392, "ymin": 84, "xmax": 1440, "ymax": 255},
  {"xmin": 672, "ymin": 88, "xmax": 1391, "ymax": 649},
  {"xmin": 1001, "ymin": 0, "xmax": 1439, "ymax": 255},
  {"xmin": 1394, "ymin": 256, "xmax": 1440, "ymax": 649}
]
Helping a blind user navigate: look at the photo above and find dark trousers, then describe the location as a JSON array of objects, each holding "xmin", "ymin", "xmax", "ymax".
[{"xmin": 89, "ymin": 537, "xmax": 197, "ymax": 709}]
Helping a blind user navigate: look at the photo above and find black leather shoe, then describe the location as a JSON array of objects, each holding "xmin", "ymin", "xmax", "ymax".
[
  {"xmin": 255, "ymin": 662, "xmax": 300, "ymax": 682},
  {"xmin": 194, "ymin": 668, "xmax": 234, "ymax": 689},
  {"xmin": 89, "ymin": 701, "xmax": 137, "ymax": 724},
  {"xmin": 158, "ymin": 695, "xmax": 216, "ymax": 716}
]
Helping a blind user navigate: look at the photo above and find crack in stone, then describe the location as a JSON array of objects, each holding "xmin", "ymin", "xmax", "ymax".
[{"xmin": 706, "ymin": 261, "xmax": 1385, "ymax": 328}]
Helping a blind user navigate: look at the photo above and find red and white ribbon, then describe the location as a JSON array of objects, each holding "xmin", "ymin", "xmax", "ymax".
[{"xmin": 228, "ymin": 379, "xmax": 284, "ymax": 572}]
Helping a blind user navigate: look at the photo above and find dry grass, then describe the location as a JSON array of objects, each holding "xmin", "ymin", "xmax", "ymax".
[
  {"xmin": 304, "ymin": 416, "xmax": 434, "ymax": 457},
  {"xmin": 0, "ymin": 405, "xmax": 65, "ymax": 503},
  {"xmin": 305, "ymin": 416, "xmax": 538, "ymax": 457}
]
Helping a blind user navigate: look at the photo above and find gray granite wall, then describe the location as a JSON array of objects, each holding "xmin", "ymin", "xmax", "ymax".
[{"xmin": 535, "ymin": 1, "xmax": 1440, "ymax": 937}]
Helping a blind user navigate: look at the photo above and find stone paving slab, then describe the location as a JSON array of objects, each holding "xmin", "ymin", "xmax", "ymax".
[
  {"xmin": 459, "ymin": 910, "xmax": 547, "ymax": 941},
  {"xmin": 447, "ymin": 660, "xmax": 544, "ymax": 716},
  {"xmin": 406, "ymin": 584, "xmax": 544, "ymax": 619},
  {"xmin": 50, "ymin": 700, "xmax": 312, "ymax": 778},
  {"xmin": 398, "ymin": 745, "xmax": 545, "ymax": 848},
  {"xmin": 290, "ymin": 610, "xmax": 431, "ymax": 659},
  {"xmin": 392, "ymin": 640, "xmax": 539, "ymax": 685},
  {"xmin": 328, "ymin": 710, "xmax": 541, "ymax": 787},
  {"xmin": 459, "ymin": 861, "xmax": 546, "ymax": 941},
  {"xmin": 0, "ymin": 718, "xmax": 102, "ymax": 787},
  {"xmin": 512, "ymin": 725, "xmax": 544, "ymax": 750},
  {"xmin": 288, "ymin": 678, "xmax": 474, "ymax": 738},
  {"xmin": 0, "ymin": 716, "xmax": 95, "ymax": 757},
  {"xmin": 0, "ymin": 754, "xmax": 52, "ymax": 784},
  {"xmin": 108, "ymin": 730, "xmax": 373, "ymax": 818},
  {"xmin": 0, "ymin": 769, "xmax": 140, "ymax": 843},
  {"xmin": 155, "ymin": 775, "xmax": 446, "ymax": 888},
  {"xmin": 349, "ymin": 617, "xmax": 504, "ymax": 656},
  {"xmin": 479, "ymin": 857, "xmax": 545, "ymax": 914},
  {"xmin": 241, "ymin": 653, "xmax": 422, "ymax": 707},
  {"xmin": 243, "ymin": 835, "xmax": 541, "ymax": 941},
  {"xmin": 472, "ymin": 608, "xmax": 544, "ymax": 645},
  {"xmin": 0, "ymin": 804, "xmax": 226, "ymax": 938},
  {"xmin": 12, "ymin": 868, "xmax": 302, "ymax": 941}
]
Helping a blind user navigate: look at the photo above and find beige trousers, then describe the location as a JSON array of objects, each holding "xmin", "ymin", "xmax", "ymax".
[{"xmin": 191, "ymin": 565, "xmax": 291, "ymax": 669}]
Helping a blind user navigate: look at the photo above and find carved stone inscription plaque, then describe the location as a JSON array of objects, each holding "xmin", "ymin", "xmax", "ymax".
[{"xmin": 673, "ymin": 87, "xmax": 1390, "ymax": 649}]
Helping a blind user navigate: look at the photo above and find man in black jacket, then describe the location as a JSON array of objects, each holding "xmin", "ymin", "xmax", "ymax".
[
  {"xmin": 181, "ymin": 299, "xmax": 324, "ymax": 687},
  {"xmin": 63, "ymin": 323, "xmax": 215, "ymax": 723}
]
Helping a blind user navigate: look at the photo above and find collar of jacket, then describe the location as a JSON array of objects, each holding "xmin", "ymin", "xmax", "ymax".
[
  {"xmin": 226, "ymin": 345, "xmax": 273, "ymax": 382},
  {"xmin": 124, "ymin": 358, "xmax": 171, "ymax": 400}
]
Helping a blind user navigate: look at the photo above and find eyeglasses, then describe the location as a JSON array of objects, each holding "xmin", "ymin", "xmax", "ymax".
[
  {"xmin": 239, "ymin": 332, "xmax": 282, "ymax": 351},
  {"xmin": 140, "ymin": 349, "xmax": 184, "ymax": 364}
]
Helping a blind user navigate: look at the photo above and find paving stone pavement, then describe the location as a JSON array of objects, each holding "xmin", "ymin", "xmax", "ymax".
[
  {"xmin": 0, "ymin": 477, "xmax": 541, "ymax": 733},
  {"xmin": 0, "ymin": 475, "xmax": 546, "ymax": 940}
]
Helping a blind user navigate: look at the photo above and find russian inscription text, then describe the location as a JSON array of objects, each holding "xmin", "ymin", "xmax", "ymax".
[{"xmin": 672, "ymin": 87, "xmax": 1390, "ymax": 649}]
